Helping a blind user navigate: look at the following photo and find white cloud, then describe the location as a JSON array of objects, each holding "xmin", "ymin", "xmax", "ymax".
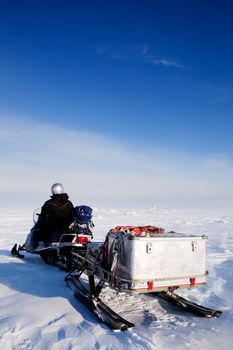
[
  {"xmin": 151, "ymin": 58, "xmax": 183, "ymax": 68},
  {"xmin": 197, "ymin": 82, "xmax": 233, "ymax": 103},
  {"xmin": 97, "ymin": 43, "xmax": 184, "ymax": 69},
  {"xmin": 202, "ymin": 154, "xmax": 233, "ymax": 170},
  {"xmin": 0, "ymin": 114, "xmax": 233, "ymax": 208},
  {"xmin": 140, "ymin": 45, "xmax": 184, "ymax": 68}
]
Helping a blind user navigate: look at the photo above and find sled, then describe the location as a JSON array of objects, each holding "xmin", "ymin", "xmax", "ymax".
[
  {"xmin": 11, "ymin": 214, "xmax": 222, "ymax": 331},
  {"xmin": 65, "ymin": 226, "xmax": 222, "ymax": 331}
]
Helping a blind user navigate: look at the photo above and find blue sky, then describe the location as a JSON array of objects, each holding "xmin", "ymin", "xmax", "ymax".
[{"xmin": 0, "ymin": 0, "xmax": 233, "ymax": 208}]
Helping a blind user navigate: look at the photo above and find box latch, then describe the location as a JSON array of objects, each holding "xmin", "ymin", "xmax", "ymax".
[
  {"xmin": 146, "ymin": 243, "xmax": 152, "ymax": 253},
  {"xmin": 191, "ymin": 241, "xmax": 198, "ymax": 252}
]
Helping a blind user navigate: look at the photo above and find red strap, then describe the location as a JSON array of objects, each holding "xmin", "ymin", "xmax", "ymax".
[{"xmin": 110, "ymin": 225, "xmax": 164, "ymax": 234}]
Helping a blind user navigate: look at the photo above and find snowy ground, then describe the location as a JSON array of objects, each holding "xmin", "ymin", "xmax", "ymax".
[{"xmin": 0, "ymin": 206, "xmax": 233, "ymax": 350}]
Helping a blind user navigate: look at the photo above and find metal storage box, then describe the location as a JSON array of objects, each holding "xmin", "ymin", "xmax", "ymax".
[{"xmin": 104, "ymin": 231, "xmax": 208, "ymax": 292}]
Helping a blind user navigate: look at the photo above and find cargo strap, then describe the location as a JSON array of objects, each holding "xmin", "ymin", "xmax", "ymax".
[{"xmin": 110, "ymin": 225, "xmax": 165, "ymax": 235}]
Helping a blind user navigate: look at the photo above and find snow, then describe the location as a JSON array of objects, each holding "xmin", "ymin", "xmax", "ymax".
[{"xmin": 0, "ymin": 206, "xmax": 233, "ymax": 349}]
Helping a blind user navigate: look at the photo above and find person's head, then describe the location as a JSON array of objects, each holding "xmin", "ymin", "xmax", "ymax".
[{"xmin": 51, "ymin": 183, "xmax": 64, "ymax": 195}]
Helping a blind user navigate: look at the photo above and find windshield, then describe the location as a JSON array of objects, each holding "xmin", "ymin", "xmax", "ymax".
[{"xmin": 33, "ymin": 207, "xmax": 41, "ymax": 224}]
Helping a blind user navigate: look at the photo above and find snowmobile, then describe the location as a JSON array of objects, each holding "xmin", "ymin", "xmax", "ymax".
[
  {"xmin": 65, "ymin": 225, "xmax": 222, "ymax": 331},
  {"xmin": 11, "ymin": 206, "xmax": 94, "ymax": 271},
  {"xmin": 11, "ymin": 211, "xmax": 222, "ymax": 332}
]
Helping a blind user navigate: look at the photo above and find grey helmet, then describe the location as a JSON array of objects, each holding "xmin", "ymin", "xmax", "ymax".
[{"xmin": 51, "ymin": 183, "xmax": 64, "ymax": 195}]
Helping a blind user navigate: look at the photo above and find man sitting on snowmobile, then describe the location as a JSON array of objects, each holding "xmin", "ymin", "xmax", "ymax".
[{"xmin": 39, "ymin": 183, "xmax": 74, "ymax": 245}]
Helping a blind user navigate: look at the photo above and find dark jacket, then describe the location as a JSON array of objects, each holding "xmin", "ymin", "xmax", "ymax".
[{"xmin": 40, "ymin": 193, "xmax": 74, "ymax": 242}]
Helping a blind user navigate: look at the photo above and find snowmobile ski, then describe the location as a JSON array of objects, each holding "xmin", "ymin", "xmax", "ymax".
[
  {"xmin": 11, "ymin": 244, "xmax": 25, "ymax": 259},
  {"xmin": 65, "ymin": 274, "xmax": 134, "ymax": 331},
  {"xmin": 155, "ymin": 291, "xmax": 222, "ymax": 318}
]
